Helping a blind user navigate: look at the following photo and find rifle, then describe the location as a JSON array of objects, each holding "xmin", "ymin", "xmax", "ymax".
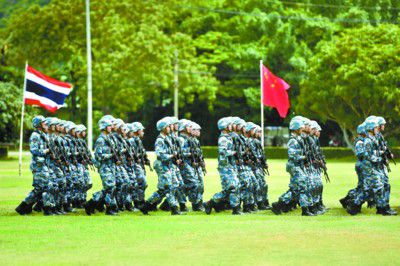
[
  {"xmin": 254, "ymin": 140, "xmax": 270, "ymax": 176},
  {"xmin": 309, "ymin": 137, "xmax": 330, "ymax": 183},
  {"xmin": 104, "ymin": 134, "xmax": 122, "ymax": 165},
  {"xmin": 187, "ymin": 137, "xmax": 202, "ymax": 177},
  {"xmin": 75, "ymin": 138, "xmax": 97, "ymax": 171},
  {"xmin": 169, "ymin": 134, "xmax": 183, "ymax": 166},
  {"xmin": 194, "ymin": 138, "xmax": 206, "ymax": 174},
  {"xmin": 381, "ymin": 139, "xmax": 396, "ymax": 172},
  {"xmin": 48, "ymin": 134, "xmax": 70, "ymax": 173},
  {"xmin": 232, "ymin": 135, "xmax": 245, "ymax": 171},
  {"xmin": 136, "ymin": 138, "xmax": 153, "ymax": 172}
]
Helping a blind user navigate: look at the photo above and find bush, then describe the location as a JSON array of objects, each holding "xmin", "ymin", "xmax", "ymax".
[
  {"xmin": 0, "ymin": 147, "xmax": 8, "ymax": 159},
  {"xmin": 202, "ymin": 146, "xmax": 400, "ymax": 160}
]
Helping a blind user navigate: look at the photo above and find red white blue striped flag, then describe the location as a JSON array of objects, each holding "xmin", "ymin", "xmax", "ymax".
[{"xmin": 24, "ymin": 65, "xmax": 72, "ymax": 113}]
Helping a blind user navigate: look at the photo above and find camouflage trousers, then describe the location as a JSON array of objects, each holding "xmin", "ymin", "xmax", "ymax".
[
  {"xmin": 197, "ymin": 168, "xmax": 205, "ymax": 203},
  {"xmin": 237, "ymin": 166, "xmax": 255, "ymax": 206},
  {"xmin": 132, "ymin": 164, "xmax": 147, "ymax": 203},
  {"xmin": 351, "ymin": 165, "xmax": 386, "ymax": 208},
  {"xmin": 24, "ymin": 163, "xmax": 50, "ymax": 206},
  {"xmin": 253, "ymin": 168, "xmax": 268, "ymax": 204},
  {"xmin": 180, "ymin": 161, "xmax": 201, "ymax": 204},
  {"xmin": 211, "ymin": 166, "xmax": 240, "ymax": 208},
  {"xmin": 147, "ymin": 160, "xmax": 178, "ymax": 208},
  {"xmin": 279, "ymin": 166, "xmax": 312, "ymax": 208},
  {"xmin": 92, "ymin": 163, "xmax": 117, "ymax": 208}
]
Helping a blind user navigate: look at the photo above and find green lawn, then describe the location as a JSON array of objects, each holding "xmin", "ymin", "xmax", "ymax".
[{"xmin": 1, "ymin": 155, "xmax": 399, "ymax": 265}]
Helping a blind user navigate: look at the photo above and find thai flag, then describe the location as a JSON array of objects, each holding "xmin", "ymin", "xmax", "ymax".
[{"xmin": 24, "ymin": 65, "xmax": 72, "ymax": 113}]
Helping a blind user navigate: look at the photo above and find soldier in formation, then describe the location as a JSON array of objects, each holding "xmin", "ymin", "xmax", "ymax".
[
  {"xmin": 270, "ymin": 116, "xmax": 329, "ymax": 216},
  {"xmin": 340, "ymin": 116, "xmax": 397, "ymax": 216},
  {"xmin": 16, "ymin": 116, "xmax": 93, "ymax": 215},
  {"xmin": 203, "ymin": 117, "xmax": 270, "ymax": 215}
]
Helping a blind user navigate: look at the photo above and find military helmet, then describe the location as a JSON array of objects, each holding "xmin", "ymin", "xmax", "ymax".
[
  {"xmin": 364, "ymin": 120, "xmax": 378, "ymax": 131},
  {"xmin": 245, "ymin": 122, "xmax": 257, "ymax": 132},
  {"xmin": 289, "ymin": 118, "xmax": 305, "ymax": 131},
  {"xmin": 376, "ymin": 116, "xmax": 386, "ymax": 125},
  {"xmin": 365, "ymin": 115, "xmax": 377, "ymax": 123},
  {"xmin": 66, "ymin": 122, "xmax": 77, "ymax": 133},
  {"xmin": 192, "ymin": 122, "xmax": 201, "ymax": 130},
  {"xmin": 178, "ymin": 119, "xmax": 191, "ymax": 131},
  {"xmin": 156, "ymin": 117, "xmax": 170, "ymax": 131},
  {"xmin": 32, "ymin": 115, "xmax": 45, "ymax": 128},
  {"xmin": 75, "ymin": 124, "xmax": 86, "ymax": 133},
  {"xmin": 134, "ymin": 122, "xmax": 145, "ymax": 131},
  {"xmin": 356, "ymin": 123, "xmax": 366, "ymax": 135},
  {"xmin": 98, "ymin": 118, "xmax": 113, "ymax": 131},
  {"xmin": 217, "ymin": 117, "xmax": 230, "ymax": 130},
  {"xmin": 113, "ymin": 118, "xmax": 124, "ymax": 129},
  {"xmin": 310, "ymin": 121, "xmax": 321, "ymax": 131}
]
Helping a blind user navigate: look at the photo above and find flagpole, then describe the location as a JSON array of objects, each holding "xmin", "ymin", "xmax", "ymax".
[
  {"xmin": 174, "ymin": 50, "xmax": 179, "ymax": 118},
  {"xmin": 86, "ymin": 0, "xmax": 93, "ymax": 151},
  {"xmin": 19, "ymin": 62, "xmax": 28, "ymax": 177},
  {"xmin": 260, "ymin": 60, "xmax": 264, "ymax": 148}
]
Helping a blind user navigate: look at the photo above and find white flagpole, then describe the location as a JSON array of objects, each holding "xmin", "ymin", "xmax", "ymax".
[
  {"xmin": 19, "ymin": 62, "xmax": 28, "ymax": 177},
  {"xmin": 86, "ymin": 0, "xmax": 93, "ymax": 151},
  {"xmin": 174, "ymin": 50, "xmax": 179, "ymax": 118},
  {"xmin": 260, "ymin": 60, "xmax": 264, "ymax": 148}
]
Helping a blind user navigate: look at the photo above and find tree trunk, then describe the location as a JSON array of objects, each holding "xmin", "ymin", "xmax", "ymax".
[{"xmin": 340, "ymin": 125, "xmax": 353, "ymax": 148}]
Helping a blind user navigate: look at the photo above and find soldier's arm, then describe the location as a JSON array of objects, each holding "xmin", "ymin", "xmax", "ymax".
[
  {"xmin": 364, "ymin": 139, "xmax": 381, "ymax": 163},
  {"xmin": 155, "ymin": 139, "xmax": 173, "ymax": 162},
  {"xmin": 287, "ymin": 139, "xmax": 305, "ymax": 163},
  {"xmin": 29, "ymin": 134, "xmax": 47, "ymax": 156},
  {"xmin": 94, "ymin": 138, "xmax": 113, "ymax": 161}
]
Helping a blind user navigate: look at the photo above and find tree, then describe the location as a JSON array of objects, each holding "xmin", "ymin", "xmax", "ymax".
[{"xmin": 297, "ymin": 24, "xmax": 400, "ymax": 147}]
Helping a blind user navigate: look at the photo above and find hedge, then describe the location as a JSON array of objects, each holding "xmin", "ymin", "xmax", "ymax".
[
  {"xmin": 0, "ymin": 147, "xmax": 8, "ymax": 159},
  {"xmin": 202, "ymin": 146, "xmax": 400, "ymax": 160}
]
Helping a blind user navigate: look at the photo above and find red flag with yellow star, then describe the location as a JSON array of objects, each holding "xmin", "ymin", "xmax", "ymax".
[{"xmin": 261, "ymin": 64, "xmax": 290, "ymax": 118}]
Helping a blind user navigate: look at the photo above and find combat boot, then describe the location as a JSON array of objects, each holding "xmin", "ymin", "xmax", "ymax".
[
  {"xmin": 191, "ymin": 203, "xmax": 202, "ymax": 212},
  {"xmin": 242, "ymin": 204, "xmax": 251, "ymax": 213},
  {"xmin": 84, "ymin": 199, "xmax": 96, "ymax": 215},
  {"xmin": 125, "ymin": 203, "xmax": 134, "ymax": 212},
  {"xmin": 105, "ymin": 206, "xmax": 117, "ymax": 215},
  {"xmin": 33, "ymin": 201, "xmax": 43, "ymax": 212},
  {"xmin": 171, "ymin": 206, "xmax": 181, "ymax": 215},
  {"xmin": 203, "ymin": 200, "xmax": 214, "ymax": 215},
  {"xmin": 179, "ymin": 203, "xmax": 188, "ymax": 212},
  {"xmin": 148, "ymin": 202, "xmax": 158, "ymax": 211},
  {"xmin": 339, "ymin": 196, "xmax": 349, "ymax": 209},
  {"xmin": 249, "ymin": 204, "xmax": 257, "ymax": 212},
  {"xmin": 139, "ymin": 201, "xmax": 152, "ymax": 215},
  {"xmin": 271, "ymin": 201, "xmax": 283, "ymax": 215},
  {"xmin": 160, "ymin": 200, "xmax": 171, "ymax": 211},
  {"xmin": 385, "ymin": 206, "xmax": 397, "ymax": 216},
  {"xmin": 257, "ymin": 201, "xmax": 267, "ymax": 210},
  {"xmin": 346, "ymin": 203, "xmax": 361, "ymax": 215},
  {"xmin": 232, "ymin": 206, "xmax": 242, "ymax": 215},
  {"xmin": 63, "ymin": 203, "xmax": 73, "ymax": 213},
  {"xmin": 15, "ymin": 201, "xmax": 30, "ymax": 215},
  {"xmin": 43, "ymin": 206, "xmax": 54, "ymax": 216},
  {"xmin": 301, "ymin": 207, "xmax": 315, "ymax": 216}
]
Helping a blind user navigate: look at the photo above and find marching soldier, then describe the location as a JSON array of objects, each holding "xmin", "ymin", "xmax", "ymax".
[
  {"xmin": 203, "ymin": 117, "xmax": 241, "ymax": 215},
  {"xmin": 140, "ymin": 117, "xmax": 181, "ymax": 215}
]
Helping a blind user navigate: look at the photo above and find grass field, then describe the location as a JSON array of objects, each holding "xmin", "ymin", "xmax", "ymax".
[{"xmin": 1, "ymin": 155, "xmax": 399, "ymax": 265}]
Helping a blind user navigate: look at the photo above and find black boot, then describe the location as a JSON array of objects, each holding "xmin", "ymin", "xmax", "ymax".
[
  {"xmin": 160, "ymin": 200, "xmax": 171, "ymax": 211},
  {"xmin": 346, "ymin": 203, "xmax": 361, "ymax": 216},
  {"xmin": 203, "ymin": 200, "xmax": 214, "ymax": 215},
  {"xmin": 63, "ymin": 203, "xmax": 73, "ymax": 213},
  {"xmin": 301, "ymin": 207, "xmax": 315, "ymax": 216},
  {"xmin": 179, "ymin": 203, "xmax": 188, "ymax": 212},
  {"xmin": 84, "ymin": 199, "xmax": 96, "ymax": 215},
  {"xmin": 242, "ymin": 204, "xmax": 251, "ymax": 213},
  {"xmin": 106, "ymin": 206, "xmax": 117, "ymax": 215},
  {"xmin": 192, "ymin": 203, "xmax": 202, "ymax": 212},
  {"xmin": 15, "ymin": 202, "xmax": 30, "ymax": 215},
  {"xmin": 257, "ymin": 201, "xmax": 267, "ymax": 210},
  {"xmin": 250, "ymin": 204, "xmax": 257, "ymax": 212},
  {"xmin": 377, "ymin": 206, "xmax": 397, "ymax": 216},
  {"xmin": 33, "ymin": 201, "xmax": 43, "ymax": 212},
  {"xmin": 232, "ymin": 206, "xmax": 242, "ymax": 215},
  {"xmin": 339, "ymin": 196, "xmax": 349, "ymax": 209},
  {"xmin": 125, "ymin": 203, "xmax": 134, "ymax": 212},
  {"xmin": 43, "ymin": 206, "xmax": 54, "ymax": 216},
  {"xmin": 271, "ymin": 201, "xmax": 283, "ymax": 215},
  {"xmin": 385, "ymin": 206, "xmax": 397, "ymax": 216},
  {"xmin": 171, "ymin": 206, "xmax": 181, "ymax": 215},
  {"xmin": 139, "ymin": 201, "xmax": 152, "ymax": 215}
]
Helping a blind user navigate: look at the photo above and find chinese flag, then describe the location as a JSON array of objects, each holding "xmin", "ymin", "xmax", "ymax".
[{"xmin": 261, "ymin": 64, "xmax": 290, "ymax": 118}]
